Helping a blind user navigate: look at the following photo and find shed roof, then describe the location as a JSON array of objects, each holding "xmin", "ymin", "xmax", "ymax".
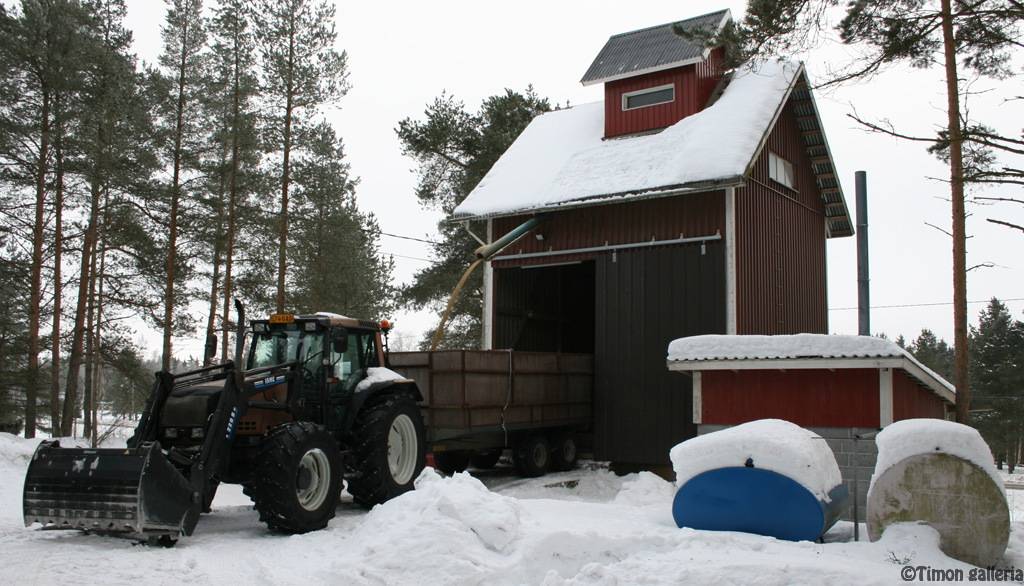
[
  {"xmin": 452, "ymin": 60, "xmax": 854, "ymax": 237},
  {"xmin": 580, "ymin": 10, "xmax": 731, "ymax": 86},
  {"xmin": 666, "ymin": 334, "xmax": 955, "ymax": 403}
]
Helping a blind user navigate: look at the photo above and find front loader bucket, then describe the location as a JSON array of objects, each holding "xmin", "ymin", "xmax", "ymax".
[{"xmin": 23, "ymin": 440, "xmax": 199, "ymax": 539}]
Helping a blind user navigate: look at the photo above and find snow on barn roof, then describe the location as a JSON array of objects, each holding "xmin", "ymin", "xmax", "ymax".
[
  {"xmin": 580, "ymin": 10, "xmax": 731, "ymax": 85},
  {"xmin": 666, "ymin": 334, "xmax": 955, "ymax": 403},
  {"xmin": 452, "ymin": 59, "xmax": 852, "ymax": 237}
]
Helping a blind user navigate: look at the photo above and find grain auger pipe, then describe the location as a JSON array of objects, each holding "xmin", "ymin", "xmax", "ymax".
[{"xmin": 429, "ymin": 216, "xmax": 545, "ymax": 351}]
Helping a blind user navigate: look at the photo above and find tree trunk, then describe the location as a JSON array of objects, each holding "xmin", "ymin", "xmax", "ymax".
[
  {"xmin": 62, "ymin": 179, "xmax": 99, "ymax": 436},
  {"xmin": 92, "ymin": 217, "xmax": 108, "ymax": 447},
  {"xmin": 82, "ymin": 242, "xmax": 98, "ymax": 438},
  {"xmin": 50, "ymin": 98, "xmax": 65, "ymax": 434},
  {"xmin": 221, "ymin": 28, "xmax": 243, "ymax": 362},
  {"xmin": 163, "ymin": 26, "xmax": 192, "ymax": 372},
  {"xmin": 26, "ymin": 90, "xmax": 51, "ymax": 438},
  {"xmin": 940, "ymin": 0, "xmax": 970, "ymax": 423},
  {"xmin": 276, "ymin": 23, "xmax": 297, "ymax": 314}
]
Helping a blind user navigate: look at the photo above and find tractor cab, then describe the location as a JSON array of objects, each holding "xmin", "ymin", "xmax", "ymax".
[{"xmin": 244, "ymin": 313, "xmax": 388, "ymax": 435}]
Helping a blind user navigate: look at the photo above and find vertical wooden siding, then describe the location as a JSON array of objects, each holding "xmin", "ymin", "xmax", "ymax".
[
  {"xmin": 735, "ymin": 97, "xmax": 828, "ymax": 334},
  {"xmin": 594, "ymin": 242, "xmax": 726, "ymax": 464},
  {"xmin": 702, "ymin": 369, "xmax": 881, "ymax": 428},
  {"xmin": 603, "ymin": 49, "xmax": 725, "ymax": 138},
  {"xmin": 492, "ymin": 192, "xmax": 724, "ymax": 269},
  {"xmin": 893, "ymin": 369, "xmax": 948, "ymax": 420}
]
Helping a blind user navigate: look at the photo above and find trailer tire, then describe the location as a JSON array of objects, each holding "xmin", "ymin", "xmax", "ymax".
[
  {"xmin": 550, "ymin": 433, "xmax": 578, "ymax": 471},
  {"xmin": 347, "ymin": 393, "xmax": 426, "ymax": 507},
  {"xmin": 470, "ymin": 449, "xmax": 503, "ymax": 470},
  {"xmin": 434, "ymin": 451, "xmax": 471, "ymax": 475},
  {"xmin": 514, "ymin": 435, "xmax": 550, "ymax": 478},
  {"xmin": 244, "ymin": 422, "xmax": 342, "ymax": 534}
]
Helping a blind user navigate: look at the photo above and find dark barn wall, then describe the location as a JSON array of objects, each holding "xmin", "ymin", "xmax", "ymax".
[
  {"xmin": 702, "ymin": 368, "xmax": 881, "ymax": 428},
  {"xmin": 594, "ymin": 242, "xmax": 725, "ymax": 464},
  {"xmin": 493, "ymin": 262, "xmax": 595, "ymax": 354},
  {"xmin": 736, "ymin": 96, "xmax": 828, "ymax": 335},
  {"xmin": 603, "ymin": 48, "xmax": 725, "ymax": 138}
]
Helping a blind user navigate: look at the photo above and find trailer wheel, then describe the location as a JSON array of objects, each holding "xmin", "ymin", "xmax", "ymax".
[
  {"xmin": 347, "ymin": 393, "xmax": 426, "ymax": 507},
  {"xmin": 514, "ymin": 435, "xmax": 550, "ymax": 478},
  {"xmin": 434, "ymin": 451, "xmax": 471, "ymax": 475},
  {"xmin": 470, "ymin": 449, "xmax": 503, "ymax": 470},
  {"xmin": 550, "ymin": 433, "xmax": 578, "ymax": 471},
  {"xmin": 244, "ymin": 422, "xmax": 342, "ymax": 534}
]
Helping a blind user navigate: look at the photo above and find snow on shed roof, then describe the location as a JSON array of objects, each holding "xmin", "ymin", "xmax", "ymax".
[
  {"xmin": 453, "ymin": 60, "xmax": 804, "ymax": 221},
  {"xmin": 580, "ymin": 10, "xmax": 731, "ymax": 86},
  {"xmin": 666, "ymin": 334, "xmax": 955, "ymax": 403}
]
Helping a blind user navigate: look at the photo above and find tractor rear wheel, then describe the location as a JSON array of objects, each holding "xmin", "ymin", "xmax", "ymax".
[
  {"xmin": 244, "ymin": 422, "xmax": 342, "ymax": 534},
  {"xmin": 347, "ymin": 393, "xmax": 426, "ymax": 507}
]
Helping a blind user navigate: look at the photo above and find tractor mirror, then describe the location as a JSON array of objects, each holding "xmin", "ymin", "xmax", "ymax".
[
  {"xmin": 204, "ymin": 334, "xmax": 217, "ymax": 362},
  {"xmin": 332, "ymin": 329, "xmax": 349, "ymax": 354}
]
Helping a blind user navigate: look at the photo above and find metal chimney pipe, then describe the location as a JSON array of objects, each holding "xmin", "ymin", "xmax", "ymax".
[{"xmin": 856, "ymin": 171, "xmax": 870, "ymax": 336}]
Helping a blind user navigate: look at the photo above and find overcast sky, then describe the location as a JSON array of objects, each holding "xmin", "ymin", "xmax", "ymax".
[{"xmin": 121, "ymin": 0, "xmax": 1023, "ymax": 360}]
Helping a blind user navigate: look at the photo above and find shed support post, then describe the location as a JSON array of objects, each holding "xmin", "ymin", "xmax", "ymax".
[
  {"xmin": 482, "ymin": 219, "xmax": 494, "ymax": 350},
  {"xmin": 879, "ymin": 367, "xmax": 894, "ymax": 426},
  {"xmin": 725, "ymin": 187, "xmax": 737, "ymax": 334},
  {"xmin": 692, "ymin": 371, "xmax": 702, "ymax": 424}
]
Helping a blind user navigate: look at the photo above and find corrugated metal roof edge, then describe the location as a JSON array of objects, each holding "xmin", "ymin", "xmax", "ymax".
[
  {"xmin": 448, "ymin": 177, "xmax": 746, "ymax": 223},
  {"xmin": 666, "ymin": 353, "xmax": 956, "ymax": 404}
]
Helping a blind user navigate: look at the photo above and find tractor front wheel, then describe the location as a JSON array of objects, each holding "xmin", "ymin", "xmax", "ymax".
[
  {"xmin": 244, "ymin": 422, "xmax": 342, "ymax": 534},
  {"xmin": 347, "ymin": 393, "xmax": 426, "ymax": 507}
]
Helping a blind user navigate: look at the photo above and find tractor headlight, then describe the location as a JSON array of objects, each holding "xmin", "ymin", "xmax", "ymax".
[
  {"xmin": 164, "ymin": 427, "xmax": 178, "ymax": 439},
  {"xmin": 191, "ymin": 427, "xmax": 204, "ymax": 439}
]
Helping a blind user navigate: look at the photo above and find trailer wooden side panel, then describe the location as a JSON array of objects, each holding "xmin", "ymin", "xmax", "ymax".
[{"xmin": 388, "ymin": 350, "xmax": 593, "ymax": 444}]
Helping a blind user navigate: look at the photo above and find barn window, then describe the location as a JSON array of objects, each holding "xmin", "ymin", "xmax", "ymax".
[
  {"xmin": 622, "ymin": 84, "xmax": 675, "ymax": 110},
  {"xmin": 768, "ymin": 151, "xmax": 796, "ymax": 189}
]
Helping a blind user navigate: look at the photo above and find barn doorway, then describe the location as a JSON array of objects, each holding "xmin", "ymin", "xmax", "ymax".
[{"xmin": 492, "ymin": 261, "xmax": 595, "ymax": 353}]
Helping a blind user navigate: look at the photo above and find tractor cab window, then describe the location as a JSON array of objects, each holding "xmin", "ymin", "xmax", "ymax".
[
  {"xmin": 329, "ymin": 330, "xmax": 379, "ymax": 392},
  {"xmin": 249, "ymin": 329, "xmax": 324, "ymax": 371}
]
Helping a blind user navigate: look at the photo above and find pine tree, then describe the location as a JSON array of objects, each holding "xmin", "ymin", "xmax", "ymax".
[
  {"xmin": 396, "ymin": 88, "xmax": 551, "ymax": 349},
  {"xmin": 907, "ymin": 329, "xmax": 955, "ymax": 381},
  {"xmin": 289, "ymin": 121, "xmax": 395, "ymax": 318},
  {"xmin": 253, "ymin": 0, "xmax": 348, "ymax": 313},
  {"xmin": 970, "ymin": 298, "xmax": 1024, "ymax": 472}
]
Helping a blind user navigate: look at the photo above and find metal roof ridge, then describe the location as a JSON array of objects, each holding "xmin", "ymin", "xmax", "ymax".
[{"xmin": 606, "ymin": 9, "xmax": 730, "ymax": 39}]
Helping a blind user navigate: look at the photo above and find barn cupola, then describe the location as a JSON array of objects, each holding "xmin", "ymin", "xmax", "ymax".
[{"xmin": 581, "ymin": 9, "xmax": 731, "ymax": 139}]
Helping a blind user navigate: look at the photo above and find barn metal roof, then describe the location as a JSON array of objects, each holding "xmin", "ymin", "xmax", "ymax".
[
  {"xmin": 666, "ymin": 334, "xmax": 955, "ymax": 403},
  {"xmin": 580, "ymin": 10, "xmax": 731, "ymax": 86}
]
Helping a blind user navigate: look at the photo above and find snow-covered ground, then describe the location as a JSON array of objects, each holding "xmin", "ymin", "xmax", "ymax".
[{"xmin": 2, "ymin": 433, "xmax": 1023, "ymax": 585}]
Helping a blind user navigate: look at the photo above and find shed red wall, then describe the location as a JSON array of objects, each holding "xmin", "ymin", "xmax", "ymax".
[
  {"xmin": 735, "ymin": 93, "xmax": 828, "ymax": 334},
  {"xmin": 701, "ymin": 369, "xmax": 880, "ymax": 428},
  {"xmin": 492, "ymin": 191, "xmax": 724, "ymax": 268},
  {"xmin": 893, "ymin": 369, "xmax": 947, "ymax": 420},
  {"xmin": 603, "ymin": 48, "xmax": 725, "ymax": 138}
]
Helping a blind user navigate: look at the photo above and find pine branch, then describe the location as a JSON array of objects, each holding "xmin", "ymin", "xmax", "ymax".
[{"xmin": 987, "ymin": 218, "xmax": 1024, "ymax": 234}]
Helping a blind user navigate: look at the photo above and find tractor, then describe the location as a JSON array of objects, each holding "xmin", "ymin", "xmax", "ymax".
[{"xmin": 22, "ymin": 301, "xmax": 426, "ymax": 545}]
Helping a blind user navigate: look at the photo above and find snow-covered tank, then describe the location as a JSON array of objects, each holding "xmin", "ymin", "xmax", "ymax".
[
  {"xmin": 670, "ymin": 419, "xmax": 848, "ymax": 541},
  {"xmin": 867, "ymin": 419, "xmax": 1010, "ymax": 567}
]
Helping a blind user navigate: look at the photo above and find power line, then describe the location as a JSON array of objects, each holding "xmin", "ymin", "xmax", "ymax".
[
  {"xmin": 379, "ymin": 231, "xmax": 439, "ymax": 245},
  {"xmin": 829, "ymin": 297, "xmax": 1024, "ymax": 311},
  {"xmin": 388, "ymin": 252, "xmax": 434, "ymax": 263}
]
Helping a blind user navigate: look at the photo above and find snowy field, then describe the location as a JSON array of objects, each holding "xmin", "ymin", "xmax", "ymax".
[{"xmin": 2, "ymin": 433, "xmax": 1024, "ymax": 586}]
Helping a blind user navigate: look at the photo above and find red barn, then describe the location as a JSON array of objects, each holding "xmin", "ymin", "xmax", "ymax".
[{"xmin": 451, "ymin": 10, "xmax": 855, "ymax": 466}]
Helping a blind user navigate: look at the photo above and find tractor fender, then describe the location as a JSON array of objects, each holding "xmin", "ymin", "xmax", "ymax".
[{"xmin": 342, "ymin": 380, "xmax": 423, "ymax": 433}]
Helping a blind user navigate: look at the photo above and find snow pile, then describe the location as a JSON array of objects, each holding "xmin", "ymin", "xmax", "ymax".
[
  {"xmin": 670, "ymin": 419, "xmax": 843, "ymax": 501},
  {"xmin": 872, "ymin": 418, "xmax": 1003, "ymax": 490},
  {"xmin": 453, "ymin": 60, "xmax": 802, "ymax": 219},
  {"xmin": 354, "ymin": 367, "xmax": 407, "ymax": 393},
  {"xmin": 611, "ymin": 471, "xmax": 676, "ymax": 508},
  {"xmin": 0, "ymin": 433, "xmax": 38, "ymax": 468}
]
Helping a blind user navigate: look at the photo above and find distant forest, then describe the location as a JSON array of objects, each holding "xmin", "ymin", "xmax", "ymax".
[{"xmin": 0, "ymin": 0, "xmax": 395, "ymax": 439}]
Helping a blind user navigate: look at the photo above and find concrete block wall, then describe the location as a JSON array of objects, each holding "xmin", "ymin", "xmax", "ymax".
[{"xmin": 696, "ymin": 424, "xmax": 879, "ymax": 522}]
